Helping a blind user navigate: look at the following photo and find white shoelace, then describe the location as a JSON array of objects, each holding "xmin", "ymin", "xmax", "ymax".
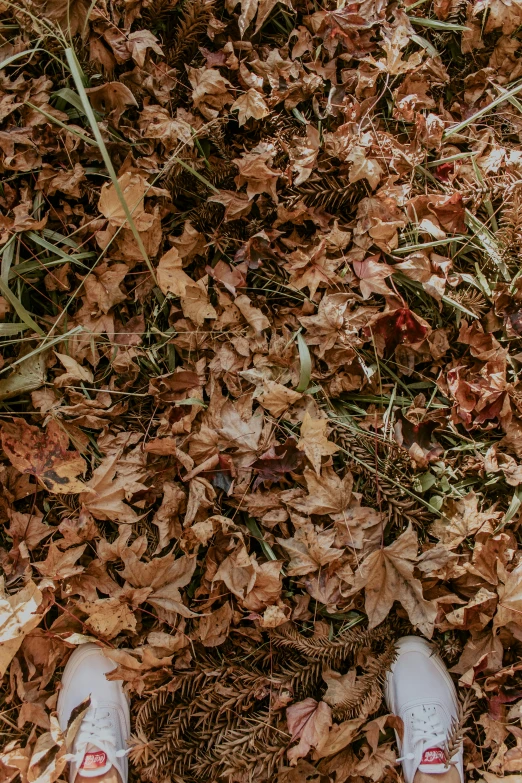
[
  {"xmin": 397, "ymin": 706, "xmax": 448, "ymax": 764},
  {"xmin": 66, "ymin": 700, "xmax": 128, "ymax": 768}
]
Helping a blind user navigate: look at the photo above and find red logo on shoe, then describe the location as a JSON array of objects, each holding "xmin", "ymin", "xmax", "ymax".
[
  {"xmin": 80, "ymin": 752, "xmax": 107, "ymax": 770},
  {"xmin": 421, "ymin": 748, "xmax": 445, "ymax": 765}
]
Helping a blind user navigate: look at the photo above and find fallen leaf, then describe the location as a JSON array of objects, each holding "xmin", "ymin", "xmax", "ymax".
[
  {"xmin": 34, "ymin": 543, "xmax": 86, "ymax": 580},
  {"xmin": 351, "ymin": 524, "xmax": 437, "ymax": 637},
  {"xmin": 297, "ymin": 412, "xmax": 339, "ymax": 474},
  {"xmin": 1, "ymin": 418, "xmax": 88, "ymax": 494},
  {"xmin": 287, "ymin": 699, "xmax": 332, "ymax": 764},
  {"xmin": 0, "ymin": 579, "xmax": 43, "ymax": 677}
]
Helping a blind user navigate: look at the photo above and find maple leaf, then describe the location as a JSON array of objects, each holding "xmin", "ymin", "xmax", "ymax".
[
  {"xmin": 231, "ymin": 88, "xmax": 269, "ymax": 126},
  {"xmin": 34, "ymin": 543, "xmax": 86, "ymax": 580},
  {"xmin": 198, "ymin": 601, "xmax": 233, "ymax": 646},
  {"xmin": 365, "ymin": 306, "xmax": 429, "ymax": 355},
  {"xmin": 156, "ymin": 247, "xmax": 193, "ymax": 298},
  {"xmin": 394, "ymin": 412, "xmax": 443, "ymax": 468},
  {"xmin": 98, "ymin": 171, "xmax": 167, "ymax": 231},
  {"xmin": 251, "ymin": 437, "xmax": 305, "ymax": 487},
  {"xmin": 297, "ymin": 412, "xmax": 339, "ymax": 474},
  {"xmin": 351, "ymin": 524, "xmax": 437, "ymax": 637},
  {"xmin": 243, "ymin": 560, "xmax": 283, "ymax": 611},
  {"xmin": 0, "ymin": 579, "xmax": 43, "ymax": 678},
  {"xmin": 235, "ymin": 294, "xmax": 270, "ymax": 333},
  {"xmin": 347, "ymin": 146, "xmax": 384, "ymax": 190},
  {"xmin": 285, "ymin": 241, "xmax": 342, "ymax": 300},
  {"xmin": 187, "ymin": 67, "xmax": 233, "ymax": 120},
  {"xmin": 277, "ymin": 525, "xmax": 344, "ymax": 575},
  {"xmin": 213, "ymin": 540, "xmax": 256, "ymax": 598},
  {"xmin": 120, "ymin": 550, "xmax": 197, "ymax": 620},
  {"xmin": 430, "ymin": 492, "xmax": 500, "ymax": 549},
  {"xmin": 493, "ymin": 561, "xmax": 522, "ymax": 630},
  {"xmin": 85, "ymin": 82, "xmax": 137, "ymax": 126},
  {"xmin": 80, "ymin": 452, "xmax": 140, "ymax": 524},
  {"xmin": 78, "ymin": 597, "xmax": 137, "ymax": 640},
  {"xmin": 1, "ymin": 418, "xmax": 87, "ymax": 494},
  {"xmin": 286, "ymin": 698, "xmax": 332, "ymax": 764},
  {"xmin": 7, "ymin": 509, "xmax": 53, "ymax": 550},
  {"xmin": 289, "ymin": 125, "xmax": 320, "ymax": 186},
  {"xmin": 258, "ymin": 381, "xmax": 302, "ymax": 418},
  {"xmin": 181, "ymin": 278, "xmax": 218, "ymax": 327},
  {"xmin": 233, "ymin": 142, "xmax": 281, "ymax": 202},
  {"xmin": 353, "ymin": 254, "xmax": 393, "ymax": 299},
  {"xmin": 290, "ymin": 467, "xmax": 353, "ymax": 517},
  {"xmin": 208, "ymin": 190, "xmax": 253, "ymax": 221}
]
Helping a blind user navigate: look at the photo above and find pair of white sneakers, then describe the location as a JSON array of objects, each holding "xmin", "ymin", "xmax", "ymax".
[{"xmin": 57, "ymin": 636, "xmax": 464, "ymax": 783}]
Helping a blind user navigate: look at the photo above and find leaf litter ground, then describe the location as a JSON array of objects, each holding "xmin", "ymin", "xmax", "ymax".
[{"xmin": 1, "ymin": 0, "xmax": 522, "ymax": 780}]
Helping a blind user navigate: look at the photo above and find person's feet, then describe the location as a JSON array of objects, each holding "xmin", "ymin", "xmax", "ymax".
[
  {"xmin": 57, "ymin": 644, "xmax": 130, "ymax": 783},
  {"xmin": 385, "ymin": 636, "xmax": 464, "ymax": 783}
]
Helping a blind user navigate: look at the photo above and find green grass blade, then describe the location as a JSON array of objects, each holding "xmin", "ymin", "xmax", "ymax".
[
  {"xmin": 465, "ymin": 210, "xmax": 511, "ymax": 281},
  {"xmin": 0, "ymin": 323, "xmax": 29, "ymax": 336},
  {"xmin": 408, "ymin": 16, "xmax": 469, "ymax": 30},
  {"xmin": 0, "ymin": 276, "xmax": 44, "ymax": 335},
  {"xmin": 65, "ymin": 47, "xmax": 158, "ymax": 284},
  {"xmin": 24, "ymin": 101, "xmax": 97, "ymax": 146},
  {"xmin": 444, "ymin": 78, "xmax": 522, "ymax": 138},
  {"xmin": 0, "ymin": 325, "xmax": 84, "ymax": 377}
]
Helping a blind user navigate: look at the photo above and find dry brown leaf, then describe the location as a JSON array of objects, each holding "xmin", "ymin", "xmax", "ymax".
[
  {"xmin": 34, "ymin": 543, "xmax": 86, "ymax": 580},
  {"xmin": 258, "ymin": 380, "xmax": 302, "ymax": 417},
  {"xmin": 0, "ymin": 579, "xmax": 43, "ymax": 677},
  {"xmin": 287, "ymin": 698, "xmax": 332, "ymax": 764},
  {"xmin": 1, "ymin": 418, "xmax": 88, "ymax": 494},
  {"xmin": 351, "ymin": 524, "xmax": 437, "ymax": 637},
  {"xmin": 78, "ymin": 597, "xmax": 138, "ymax": 639},
  {"xmin": 297, "ymin": 412, "xmax": 339, "ymax": 474},
  {"xmin": 198, "ymin": 601, "xmax": 233, "ymax": 646},
  {"xmin": 157, "ymin": 246, "xmax": 194, "ymax": 298}
]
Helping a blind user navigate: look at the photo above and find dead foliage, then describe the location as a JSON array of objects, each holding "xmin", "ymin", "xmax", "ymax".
[{"xmin": 1, "ymin": 0, "xmax": 522, "ymax": 780}]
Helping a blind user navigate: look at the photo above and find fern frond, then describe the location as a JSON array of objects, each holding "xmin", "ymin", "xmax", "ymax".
[
  {"xmin": 166, "ymin": 0, "xmax": 215, "ymax": 69},
  {"xmin": 444, "ymin": 689, "xmax": 476, "ymax": 763}
]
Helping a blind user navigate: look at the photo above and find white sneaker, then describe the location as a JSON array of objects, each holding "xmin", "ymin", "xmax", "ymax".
[
  {"xmin": 385, "ymin": 636, "xmax": 464, "ymax": 783},
  {"xmin": 57, "ymin": 644, "xmax": 130, "ymax": 783}
]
